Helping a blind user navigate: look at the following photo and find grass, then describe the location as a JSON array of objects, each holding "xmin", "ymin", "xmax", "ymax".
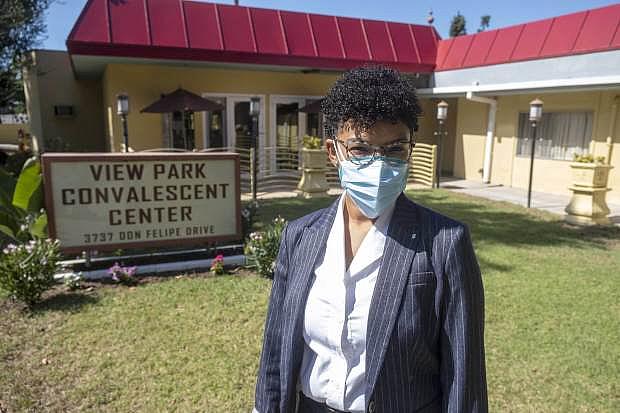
[
  {"xmin": 2, "ymin": 188, "xmax": 619, "ymax": 412},
  {"xmin": 1, "ymin": 273, "xmax": 270, "ymax": 412}
]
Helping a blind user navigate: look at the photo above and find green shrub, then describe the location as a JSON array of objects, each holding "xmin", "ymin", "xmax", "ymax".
[
  {"xmin": 244, "ymin": 216, "xmax": 286, "ymax": 279},
  {"xmin": 64, "ymin": 272, "xmax": 83, "ymax": 291},
  {"xmin": 573, "ymin": 153, "xmax": 606, "ymax": 164},
  {"xmin": 0, "ymin": 156, "xmax": 48, "ymax": 249},
  {"xmin": 0, "ymin": 238, "xmax": 62, "ymax": 307},
  {"xmin": 302, "ymin": 135, "xmax": 322, "ymax": 150}
]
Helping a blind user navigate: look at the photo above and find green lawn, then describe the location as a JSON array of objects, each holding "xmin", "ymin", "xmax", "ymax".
[{"xmin": 1, "ymin": 189, "xmax": 619, "ymax": 412}]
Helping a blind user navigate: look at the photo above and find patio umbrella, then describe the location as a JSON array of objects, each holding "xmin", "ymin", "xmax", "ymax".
[
  {"xmin": 140, "ymin": 87, "xmax": 224, "ymax": 113},
  {"xmin": 299, "ymin": 98, "xmax": 323, "ymax": 113},
  {"xmin": 141, "ymin": 88, "xmax": 224, "ymax": 150}
]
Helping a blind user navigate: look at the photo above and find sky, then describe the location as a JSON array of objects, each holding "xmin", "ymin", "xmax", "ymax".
[{"xmin": 41, "ymin": 0, "xmax": 619, "ymax": 51}]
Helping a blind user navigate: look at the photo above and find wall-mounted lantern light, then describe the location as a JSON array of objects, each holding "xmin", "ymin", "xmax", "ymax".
[
  {"xmin": 249, "ymin": 97, "xmax": 260, "ymax": 117},
  {"xmin": 436, "ymin": 100, "xmax": 449, "ymax": 123},
  {"xmin": 116, "ymin": 93, "xmax": 129, "ymax": 116},
  {"xmin": 116, "ymin": 93, "xmax": 130, "ymax": 152}
]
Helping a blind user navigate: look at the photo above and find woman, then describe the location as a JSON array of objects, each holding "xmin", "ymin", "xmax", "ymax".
[{"xmin": 253, "ymin": 65, "xmax": 488, "ymax": 413}]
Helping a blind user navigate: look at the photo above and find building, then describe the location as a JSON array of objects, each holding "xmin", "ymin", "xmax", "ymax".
[{"xmin": 23, "ymin": 0, "xmax": 620, "ymax": 202}]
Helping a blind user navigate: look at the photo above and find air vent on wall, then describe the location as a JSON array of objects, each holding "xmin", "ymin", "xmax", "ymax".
[{"xmin": 54, "ymin": 105, "xmax": 75, "ymax": 118}]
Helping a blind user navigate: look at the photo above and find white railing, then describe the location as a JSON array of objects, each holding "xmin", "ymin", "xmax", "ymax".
[
  {"xmin": 0, "ymin": 114, "xmax": 29, "ymax": 124},
  {"xmin": 409, "ymin": 143, "xmax": 437, "ymax": 187},
  {"xmin": 202, "ymin": 146, "xmax": 302, "ymax": 193},
  {"xmin": 141, "ymin": 143, "xmax": 437, "ymax": 192}
]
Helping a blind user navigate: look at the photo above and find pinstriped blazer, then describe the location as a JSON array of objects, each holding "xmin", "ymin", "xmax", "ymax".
[{"xmin": 253, "ymin": 192, "xmax": 488, "ymax": 413}]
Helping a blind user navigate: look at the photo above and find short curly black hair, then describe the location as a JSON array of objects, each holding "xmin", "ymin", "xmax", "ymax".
[{"xmin": 321, "ymin": 64, "xmax": 422, "ymax": 140}]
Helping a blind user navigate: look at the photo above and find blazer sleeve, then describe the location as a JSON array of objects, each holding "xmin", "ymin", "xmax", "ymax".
[
  {"xmin": 253, "ymin": 224, "xmax": 291, "ymax": 413},
  {"xmin": 439, "ymin": 224, "xmax": 488, "ymax": 412}
]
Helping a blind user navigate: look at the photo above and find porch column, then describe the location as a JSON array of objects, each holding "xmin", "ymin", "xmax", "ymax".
[{"xmin": 466, "ymin": 91, "xmax": 497, "ymax": 183}]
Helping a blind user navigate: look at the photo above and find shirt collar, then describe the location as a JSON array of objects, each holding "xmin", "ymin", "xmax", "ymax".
[{"xmin": 327, "ymin": 193, "xmax": 399, "ymax": 274}]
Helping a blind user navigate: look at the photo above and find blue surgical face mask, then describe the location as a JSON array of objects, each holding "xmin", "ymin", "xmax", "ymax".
[{"xmin": 335, "ymin": 147, "xmax": 409, "ymax": 219}]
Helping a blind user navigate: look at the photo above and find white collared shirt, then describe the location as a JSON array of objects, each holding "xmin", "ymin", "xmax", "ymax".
[
  {"xmin": 297, "ymin": 194, "xmax": 395, "ymax": 412},
  {"xmin": 252, "ymin": 194, "xmax": 396, "ymax": 413}
]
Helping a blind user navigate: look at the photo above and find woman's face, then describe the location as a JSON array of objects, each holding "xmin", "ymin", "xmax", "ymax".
[{"xmin": 326, "ymin": 119, "xmax": 411, "ymax": 167}]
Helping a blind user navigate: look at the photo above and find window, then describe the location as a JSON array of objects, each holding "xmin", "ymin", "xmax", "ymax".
[{"xmin": 516, "ymin": 111, "xmax": 593, "ymax": 160}]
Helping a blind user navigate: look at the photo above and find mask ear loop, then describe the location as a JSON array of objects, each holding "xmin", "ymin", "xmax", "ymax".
[{"xmin": 333, "ymin": 138, "xmax": 347, "ymax": 164}]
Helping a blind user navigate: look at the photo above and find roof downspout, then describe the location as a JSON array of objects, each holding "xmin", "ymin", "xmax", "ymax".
[
  {"xmin": 466, "ymin": 91, "xmax": 497, "ymax": 183},
  {"xmin": 606, "ymin": 95, "xmax": 619, "ymax": 166}
]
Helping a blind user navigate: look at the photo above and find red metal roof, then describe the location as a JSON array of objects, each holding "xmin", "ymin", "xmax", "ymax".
[
  {"xmin": 435, "ymin": 3, "xmax": 620, "ymax": 71},
  {"xmin": 67, "ymin": 1, "xmax": 620, "ymax": 74},
  {"xmin": 67, "ymin": 0, "xmax": 440, "ymax": 73}
]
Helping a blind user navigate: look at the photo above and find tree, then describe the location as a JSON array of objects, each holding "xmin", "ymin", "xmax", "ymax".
[
  {"xmin": 449, "ymin": 12, "xmax": 467, "ymax": 37},
  {"xmin": 478, "ymin": 15, "xmax": 491, "ymax": 32},
  {"xmin": 0, "ymin": 0, "xmax": 53, "ymax": 112}
]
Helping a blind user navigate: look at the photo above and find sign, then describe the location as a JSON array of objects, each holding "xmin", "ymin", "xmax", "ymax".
[{"xmin": 41, "ymin": 152, "xmax": 241, "ymax": 254}]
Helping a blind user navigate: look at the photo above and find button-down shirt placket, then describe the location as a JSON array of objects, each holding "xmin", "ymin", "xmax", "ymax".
[{"xmin": 299, "ymin": 194, "xmax": 395, "ymax": 412}]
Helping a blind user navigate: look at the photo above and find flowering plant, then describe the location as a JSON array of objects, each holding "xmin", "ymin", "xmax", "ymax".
[
  {"xmin": 64, "ymin": 272, "xmax": 83, "ymax": 291},
  {"xmin": 210, "ymin": 254, "xmax": 225, "ymax": 275},
  {"xmin": 0, "ymin": 238, "xmax": 62, "ymax": 307},
  {"xmin": 108, "ymin": 262, "xmax": 138, "ymax": 286},
  {"xmin": 244, "ymin": 216, "xmax": 286, "ymax": 279}
]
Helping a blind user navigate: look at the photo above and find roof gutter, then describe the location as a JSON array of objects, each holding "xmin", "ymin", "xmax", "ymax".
[
  {"xmin": 417, "ymin": 75, "xmax": 620, "ymax": 98},
  {"xmin": 605, "ymin": 96, "xmax": 619, "ymax": 166},
  {"xmin": 466, "ymin": 91, "xmax": 497, "ymax": 184}
]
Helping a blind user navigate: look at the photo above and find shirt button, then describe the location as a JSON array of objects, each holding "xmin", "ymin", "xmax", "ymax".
[{"xmin": 368, "ymin": 400, "xmax": 376, "ymax": 413}]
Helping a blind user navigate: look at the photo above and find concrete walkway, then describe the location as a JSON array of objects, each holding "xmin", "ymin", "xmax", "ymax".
[
  {"xmin": 429, "ymin": 176, "xmax": 620, "ymax": 226},
  {"xmin": 242, "ymin": 178, "xmax": 620, "ymax": 226}
]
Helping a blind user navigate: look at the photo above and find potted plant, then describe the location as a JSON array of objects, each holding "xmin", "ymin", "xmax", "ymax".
[
  {"xmin": 569, "ymin": 153, "xmax": 613, "ymax": 188},
  {"xmin": 565, "ymin": 153, "xmax": 614, "ymax": 226},
  {"xmin": 296, "ymin": 135, "xmax": 329, "ymax": 198}
]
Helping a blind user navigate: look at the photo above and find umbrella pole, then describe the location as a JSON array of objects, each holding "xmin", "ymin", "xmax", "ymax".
[
  {"xmin": 182, "ymin": 111, "xmax": 187, "ymax": 150},
  {"xmin": 168, "ymin": 113, "xmax": 173, "ymax": 148}
]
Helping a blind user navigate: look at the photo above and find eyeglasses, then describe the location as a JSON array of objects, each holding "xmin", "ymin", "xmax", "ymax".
[{"xmin": 334, "ymin": 138, "xmax": 415, "ymax": 166}]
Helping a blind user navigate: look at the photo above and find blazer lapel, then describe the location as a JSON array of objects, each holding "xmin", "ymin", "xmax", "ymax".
[
  {"xmin": 364, "ymin": 193, "xmax": 421, "ymax": 409},
  {"xmin": 280, "ymin": 194, "xmax": 341, "ymax": 412}
]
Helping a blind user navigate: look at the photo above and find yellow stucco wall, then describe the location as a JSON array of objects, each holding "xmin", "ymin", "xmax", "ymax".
[
  {"xmin": 0, "ymin": 123, "xmax": 29, "ymax": 145},
  {"xmin": 415, "ymin": 98, "xmax": 458, "ymax": 176},
  {"xmin": 25, "ymin": 50, "xmax": 106, "ymax": 152},
  {"xmin": 455, "ymin": 90, "xmax": 620, "ymax": 203},
  {"xmin": 102, "ymin": 63, "xmax": 341, "ymax": 152},
  {"xmin": 27, "ymin": 51, "xmax": 620, "ymax": 203},
  {"xmin": 454, "ymin": 98, "xmax": 487, "ymax": 181}
]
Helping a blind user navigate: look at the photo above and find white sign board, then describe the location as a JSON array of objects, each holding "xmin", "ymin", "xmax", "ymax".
[{"xmin": 42, "ymin": 152, "xmax": 241, "ymax": 254}]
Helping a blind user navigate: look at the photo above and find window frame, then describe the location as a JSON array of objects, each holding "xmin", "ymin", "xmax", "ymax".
[{"xmin": 514, "ymin": 109, "xmax": 594, "ymax": 162}]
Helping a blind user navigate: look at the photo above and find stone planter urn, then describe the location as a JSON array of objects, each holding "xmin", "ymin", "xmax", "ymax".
[
  {"xmin": 564, "ymin": 162, "xmax": 614, "ymax": 225},
  {"xmin": 296, "ymin": 147, "xmax": 329, "ymax": 198}
]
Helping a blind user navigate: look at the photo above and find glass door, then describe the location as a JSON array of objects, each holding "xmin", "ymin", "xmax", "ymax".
[
  {"xmin": 276, "ymin": 102, "xmax": 300, "ymax": 171},
  {"xmin": 205, "ymin": 96, "xmax": 226, "ymax": 149},
  {"xmin": 269, "ymin": 96, "xmax": 307, "ymax": 172}
]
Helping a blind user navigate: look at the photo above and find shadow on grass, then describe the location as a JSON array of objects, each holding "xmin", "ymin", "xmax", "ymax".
[
  {"xmin": 410, "ymin": 189, "xmax": 620, "ymax": 251},
  {"xmin": 31, "ymin": 291, "xmax": 100, "ymax": 314},
  {"xmin": 247, "ymin": 190, "xmax": 620, "ymax": 251}
]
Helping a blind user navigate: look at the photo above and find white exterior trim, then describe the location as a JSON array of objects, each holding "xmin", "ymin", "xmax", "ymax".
[
  {"xmin": 418, "ymin": 75, "xmax": 620, "ymax": 97},
  {"xmin": 419, "ymin": 50, "xmax": 620, "ymax": 97},
  {"xmin": 465, "ymin": 92, "xmax": 497, "ymax": 184}
]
